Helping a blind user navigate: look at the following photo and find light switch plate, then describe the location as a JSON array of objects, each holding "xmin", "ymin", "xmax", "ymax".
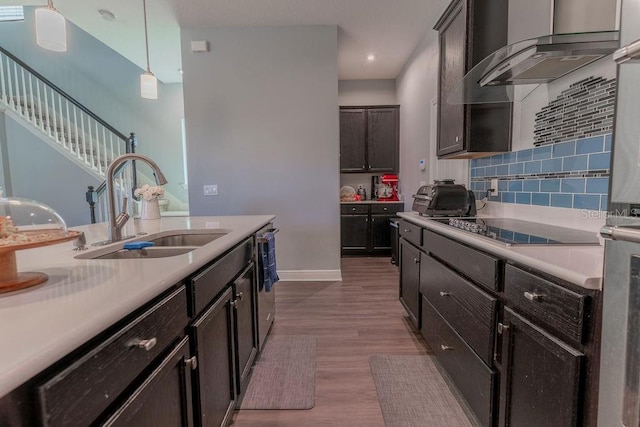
[
  {"xmin": 203, "ymin": 185, "xmax": 218, "ymax": 196},
  {"xmin": 191, "ymin": 40, "xmax": 209, "ymax": 52}
]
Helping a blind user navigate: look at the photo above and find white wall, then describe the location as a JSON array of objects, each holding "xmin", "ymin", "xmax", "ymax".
[
  {"xmin": 338, "ymin": 80, "xmax": 397, "ymax": 105},
  {"xmin": 181, "ymin": 25, "xmax": 340, "ymax": 278},
  {"xmin": 396, "ymin": 3, "xmax": 467, "ymax": 210}
]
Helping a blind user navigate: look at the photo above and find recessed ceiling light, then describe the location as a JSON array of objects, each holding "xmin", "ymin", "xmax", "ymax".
[
  {"xmin": 366, "ymin": 54, "xmax": 377, "ymax": 62},
  {"xmin": 98, "ymin": 9, "xmax": 116, "ymax": 22}
]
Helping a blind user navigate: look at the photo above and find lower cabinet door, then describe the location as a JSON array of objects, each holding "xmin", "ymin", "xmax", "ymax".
[
  {"xmin": 341, "ymin": 214, "xmax": 369, "ymax": 254},
  {"xmin": 371, "ymin": 214, "xmax": 393, "ymax": 252},
  {"xmin": 399, "ymin": 240, "xmax": 421, "ymax": 326},
  {"xmin": 233, "ymin": 263, "xmax": 258, "ymax": 396},
  {"xmin": 191, "ymin": 287, "xmax": 236, "ymax": 427},
  {"xmin": 499, "ymin": 308, "xmax": 584, "ymax": 427},
  {"xmin": 102, "ymin": 337, "xmax": 194, "ymax": 427}
]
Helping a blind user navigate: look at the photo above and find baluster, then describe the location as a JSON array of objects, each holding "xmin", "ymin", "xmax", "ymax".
[
  {"xmin": 43, "ymin": 86, "xmax": 52, "ymax": 137},
  {"xmin": 102, "ymin": 126, "xmax": 108, "ymax": 169},
  {"xmin": 12, "ymin": 62, "xmax": 19, "ymax": 111},
  {"xmin": 65, "ymin": 99, "xmax": 72, "ymax": 149},
  {"xmin": 80, "ymin": 111, "xmax": 87, "ymax": 164},
  {"xmin": 51, "ymin": 91, "xmax": 60, "ymax": 144},
  {"xmin": 20, "ymin": 68, "xmax": 27, "ymax": 117},
  {"xmin": 93, "ymin": 121, "xmax": 102, "ymax": 174},
  {"xmin": 73, "ymin": 106, "xmax": 80, "ymax": 159},
  {"xmin": 28, "ymin": 73, "xmax": 35, "ymax": 125},
  {"xmin": 36, "ymin": 80, "xmax": 44, "ymax": 131},
  {"xmin": 0, "ymin": 54, "xmax": 6, "ymax": 101},
  {"xmin": 109, "ymin": 132, "xmax": 114, "ymax": 164},
  {"xmin": 6, "ymin": 59, "xmax": 14, "ymax": 110},
  {"xmin": 56, "ymin": 94, "xmax": 64, "ymax": 146}
]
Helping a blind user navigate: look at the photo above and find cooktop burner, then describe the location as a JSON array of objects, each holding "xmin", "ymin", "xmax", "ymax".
[{"xmin": 432, "ymin": 217, "xmax": 601, "ymax": 246}]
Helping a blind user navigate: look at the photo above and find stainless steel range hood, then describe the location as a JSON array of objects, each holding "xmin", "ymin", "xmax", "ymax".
[{"xmin": 448, "ymin": 0, "xmax": 620, "ymax": 104}]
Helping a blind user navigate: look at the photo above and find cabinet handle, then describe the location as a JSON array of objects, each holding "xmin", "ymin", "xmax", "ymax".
[
  {"xmin": 439, "ymin": 291, "xmax": 451, "ymax": 297},
  {"xmin": 455, "ymin": 136, "xmax": 460, "ymax": 142},
  {"xmin": 372, "ymin": 218, "xmax": 375, "ymax": 223},
  {"xmin": 497, "ymin": 322, "xmax": 509, "ymax": 334},
  {"xmin": 184, "ymin": 356, "xmax": 198, "ymax": 370},
  {"xmin": 237, "ymin": 291, "xmax": 244, "ymax": 300},
  {"xmin": 129, "ymin": 337, "xmax": 157, "ymax": 351},
  {"xmin": 404, "ymin": 229, "xmax": 411, "ymax": 233},
  {"xmin": 524, "ymin": 291, "xmax": 543, "ymax": 302},
  {"xmin": 413, "ymin": 258, "xmax": 420, "ymax": 264},
  {"xmin": 352, "ymin": 207, "xmax": 356, "ymax": 211},
  {"xmin": 383, "ymin": 207, "xmax": 388, "ymax": 211},
  {"xmin": 362, "ymin": 165, "xmax": 366, "ymax": 169},
  {"xmin": 440, "ymin": 344, "xmax": 453, "ymax": 351}
]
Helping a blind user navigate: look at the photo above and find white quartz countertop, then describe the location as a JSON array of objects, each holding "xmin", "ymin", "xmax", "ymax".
[
  {"xmin": 0, "ymin": 215, "xmax": 274, "ymax": 398},
  {"xmin": 397, "ymin": 212, "xmax": 604, "ymax": 290}
]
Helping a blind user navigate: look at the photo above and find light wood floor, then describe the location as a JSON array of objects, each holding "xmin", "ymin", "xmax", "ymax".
[{"xmin": 231, "ymin": 257, "xmax": 430, "ymax": 427}]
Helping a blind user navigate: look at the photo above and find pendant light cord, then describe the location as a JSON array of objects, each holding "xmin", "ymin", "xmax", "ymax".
[{"xmin": 143, "ymin": 0, "xmax": 151, "ymax": 73}]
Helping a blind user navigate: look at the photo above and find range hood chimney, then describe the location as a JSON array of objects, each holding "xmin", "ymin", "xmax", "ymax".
[{"xmin": 448, "ymin": 0, "xmax": 620, "ymax": 104}]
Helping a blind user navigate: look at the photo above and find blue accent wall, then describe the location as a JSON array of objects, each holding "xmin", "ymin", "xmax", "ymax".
[{"xmin": 470, "ymin": 134, "xmax": 611, "ymax": 210}]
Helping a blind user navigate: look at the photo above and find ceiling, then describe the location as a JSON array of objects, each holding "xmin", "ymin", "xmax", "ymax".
[{"xmin": 3, "ymin": 0, "xmax": 448, "ymax": 83}]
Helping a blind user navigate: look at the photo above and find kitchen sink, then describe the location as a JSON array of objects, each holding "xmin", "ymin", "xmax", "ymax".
[
  {"xmin": 92, "ymin": 247, "xmax": 196, "ymax": 259},
  {"xmin": 75, "ymin": 229, "xmax": 232, "ymax": 260},
  {"xmin": 149, "ymin": 232, "xmax": 227, "ymax": 247}
]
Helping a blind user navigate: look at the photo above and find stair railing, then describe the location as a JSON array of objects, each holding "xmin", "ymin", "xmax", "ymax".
[{"xmin": 0, "ymin": 45, "xmax": 130, "ymax": 176}]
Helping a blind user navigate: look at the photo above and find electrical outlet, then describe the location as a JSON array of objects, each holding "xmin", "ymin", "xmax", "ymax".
[
  {"xmin": 203, "ymin": 185, "xmax": 218, "ymax": 196},
  {"xmin": 490, "ymin": 179, "xmax": 499, "ymax": 195}
]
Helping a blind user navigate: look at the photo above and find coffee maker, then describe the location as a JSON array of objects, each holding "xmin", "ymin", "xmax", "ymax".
[{"xmin": 377, "ymin": 174, "xmax": 399, "ymax": 201}]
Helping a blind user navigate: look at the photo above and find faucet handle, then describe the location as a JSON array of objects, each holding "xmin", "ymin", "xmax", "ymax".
[{"xmin": 115, "ymin": 196, "xmax": 130, "ymax": 229}]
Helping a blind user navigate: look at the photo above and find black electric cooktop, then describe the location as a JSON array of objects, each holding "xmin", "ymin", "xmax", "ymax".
[{"xmin": 431, "ymin": 217, "xmax": 601, "ymax": 246}]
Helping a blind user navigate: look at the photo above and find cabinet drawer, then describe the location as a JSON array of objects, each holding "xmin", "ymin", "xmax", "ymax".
[
  {"xmin": 38, "ymin": 286, "xmax": 188, "ymax": 427},
  {"xmin": 190, "ymin": 238, "xmax": 253, "ymax": 316},
  {"xmin": 420, "ymin": 255, "xmax": 497, "ymax": 365},
  {"xmin": 399, "ymin": 219, "xmax": 422, "ymax": 247},
  {"xmin": 504, "ymin": 265, "xmax": 587, "ymax": 345},
  {"xmin": 370, "ymin": 203, "xmax": 403, "ymax": 214},
  {"xmin": 421, "ymin": 297, "xmax": 495, "ymax": 427},
  {"xmin": 341, "ymin": 204, "xmax": 369, "ymax": 214},
  {"xmin": 423, "ymin": 229, "xmax": 500, "ymax": 291}
]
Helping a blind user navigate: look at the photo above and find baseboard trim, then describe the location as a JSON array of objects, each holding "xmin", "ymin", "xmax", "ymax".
[{"xmin": 277, "ymin": 270, "xmax": 342, "ymax": 282}]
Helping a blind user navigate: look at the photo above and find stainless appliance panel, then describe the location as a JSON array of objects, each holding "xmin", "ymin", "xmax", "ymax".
[{"xmin": 256, "ymin": 224, "xmax": 276, "ymax": 351}]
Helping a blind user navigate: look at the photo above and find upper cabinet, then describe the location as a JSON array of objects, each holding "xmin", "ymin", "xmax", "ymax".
[
  {"xmin": 434, "ymin": 0, "xmax": 512, "ymax": 159},
  {"xmin": 340, "ymin": 106, "xmax": 399, "ymax": 173}
]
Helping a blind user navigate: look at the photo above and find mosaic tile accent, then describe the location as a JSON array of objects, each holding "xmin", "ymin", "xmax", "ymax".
[
  {"xmin": 534, "ymin": 77, "xmax": 616, "ymax": 146},
  {"xmin": 470, "ymin": 134, "xmax": 611, "ymax": 210}
]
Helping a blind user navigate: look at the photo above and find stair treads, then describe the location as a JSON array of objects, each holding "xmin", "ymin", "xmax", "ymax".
[
  {"xmin": 370, "ymin": 355, "xmax": 479, "ymax": 427},
  {"xmin": 239, "ymin": 335, "xmax": 316, "ymax": 410}
]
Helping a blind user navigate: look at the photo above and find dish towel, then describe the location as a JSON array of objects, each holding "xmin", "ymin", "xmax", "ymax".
[{"xmin": 261, "ymin": 232, "xmax": 279, "ymax": 292}]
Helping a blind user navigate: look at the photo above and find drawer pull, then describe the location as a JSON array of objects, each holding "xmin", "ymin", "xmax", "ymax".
[
  {"xmin": 230, "ymin": 300, "xmax": 237, "ymax": 308},
  {"xmin": 383, "ymin": 207, "xmax": 388, "ymax": 211},
  {"xmin": 413, "ymin": 258, "xmax": 420, "ymax": 264},
  {"xmin": 184, "ymin": 356, "xmax": 198, "ymax": 370},
  {"xmin": 129, "ymin": 337, "xmax": 157, "ymax": 352},
  {"xmin": 352, "ymin": 207, "xmax": 356, "ymax": 211},
  {"xmin": 237, "ymin": 291, "xmax": 244, "ymax": 300},
  {"xmin": 497, "ymin": 323, "xmax": 509, "ymax": 334},
  {"xmin": 404, "ymin": 229, "xmax": 411, "ymax": 233},
  {"xmin": 440, "ymin": 344, "xmax": 453, "ymax": 351},
  {"xmin": 524, "ymin": 291, "xmax": 543, "ymax": 302},
  {"xmin": 439, "ymin": 291, "xmax": 451, "ymax": 297}
]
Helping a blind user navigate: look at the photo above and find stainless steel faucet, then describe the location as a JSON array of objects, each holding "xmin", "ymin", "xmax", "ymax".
[{"xmin": 106, "ymin": 153, "xmax": 168, "ymax": 242}]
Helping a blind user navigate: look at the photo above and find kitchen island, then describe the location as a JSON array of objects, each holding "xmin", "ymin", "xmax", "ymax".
[{"xmin": 0, "ymin": 215, "xmax": 274, "ymax": 426}]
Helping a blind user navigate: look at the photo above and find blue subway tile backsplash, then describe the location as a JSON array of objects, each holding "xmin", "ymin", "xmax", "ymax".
[{"xmin": 470, "ymin": 133, "xmax": 611, "ymax": 211}]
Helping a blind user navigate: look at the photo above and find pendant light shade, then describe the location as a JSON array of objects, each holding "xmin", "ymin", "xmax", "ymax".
[
  {"xmin": 35, "ymin": 1, "xmax": 67, "ymax": 52},
  {"xmin": 140, "ymin": 72, "xmax": 158, "ymax": 99},
  {"xmin": 140, "ymin": 0, "xmax": 157, "ymax": 99}
]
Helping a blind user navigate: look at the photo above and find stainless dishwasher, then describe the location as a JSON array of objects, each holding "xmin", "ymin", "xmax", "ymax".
[{"xmin": 256, "ymin": 224, "xmax": 277, "ymax": 351}]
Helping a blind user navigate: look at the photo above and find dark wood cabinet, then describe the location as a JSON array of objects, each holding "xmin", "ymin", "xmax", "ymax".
[
  {"xmin": 102, "ymin": 337, "xmax": 195, "ymax": 427},
  {"xmin": 339, "ymin": 109, "xmax": 367, "ymax": 172},
  {"xmin": 434, "ymin": 0, "xmax": 511, "ymax": 159},
  {"xmin": 399, "ymin": 239, "xmax": 421, "ymax": 326},
  {"xmin": 341, "ymin": 203, "xmax": 404, "ymax": 256},
  {"xmin": 233, "ymin": 264, "xmax": 258, "ymax": 396},
  {"xmin": 191, "ymin": 287, "xmax": 236, "ymax": 427},
  {"xmin": 498, "ymin": 308, "xmax": 584, "ymax": 427},
  {"xmin": 339, "ymin": 106, "xmax": 399, "ymax": 173}
]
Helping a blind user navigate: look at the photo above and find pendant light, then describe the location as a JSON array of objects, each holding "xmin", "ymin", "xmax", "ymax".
[
  {"xmin": 140, "ymin": 0, "xmax": 157, "ymax": 99},
  {"xmin": 35, "ymin": 0, "xmax": 67, "ymax": 52}
]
